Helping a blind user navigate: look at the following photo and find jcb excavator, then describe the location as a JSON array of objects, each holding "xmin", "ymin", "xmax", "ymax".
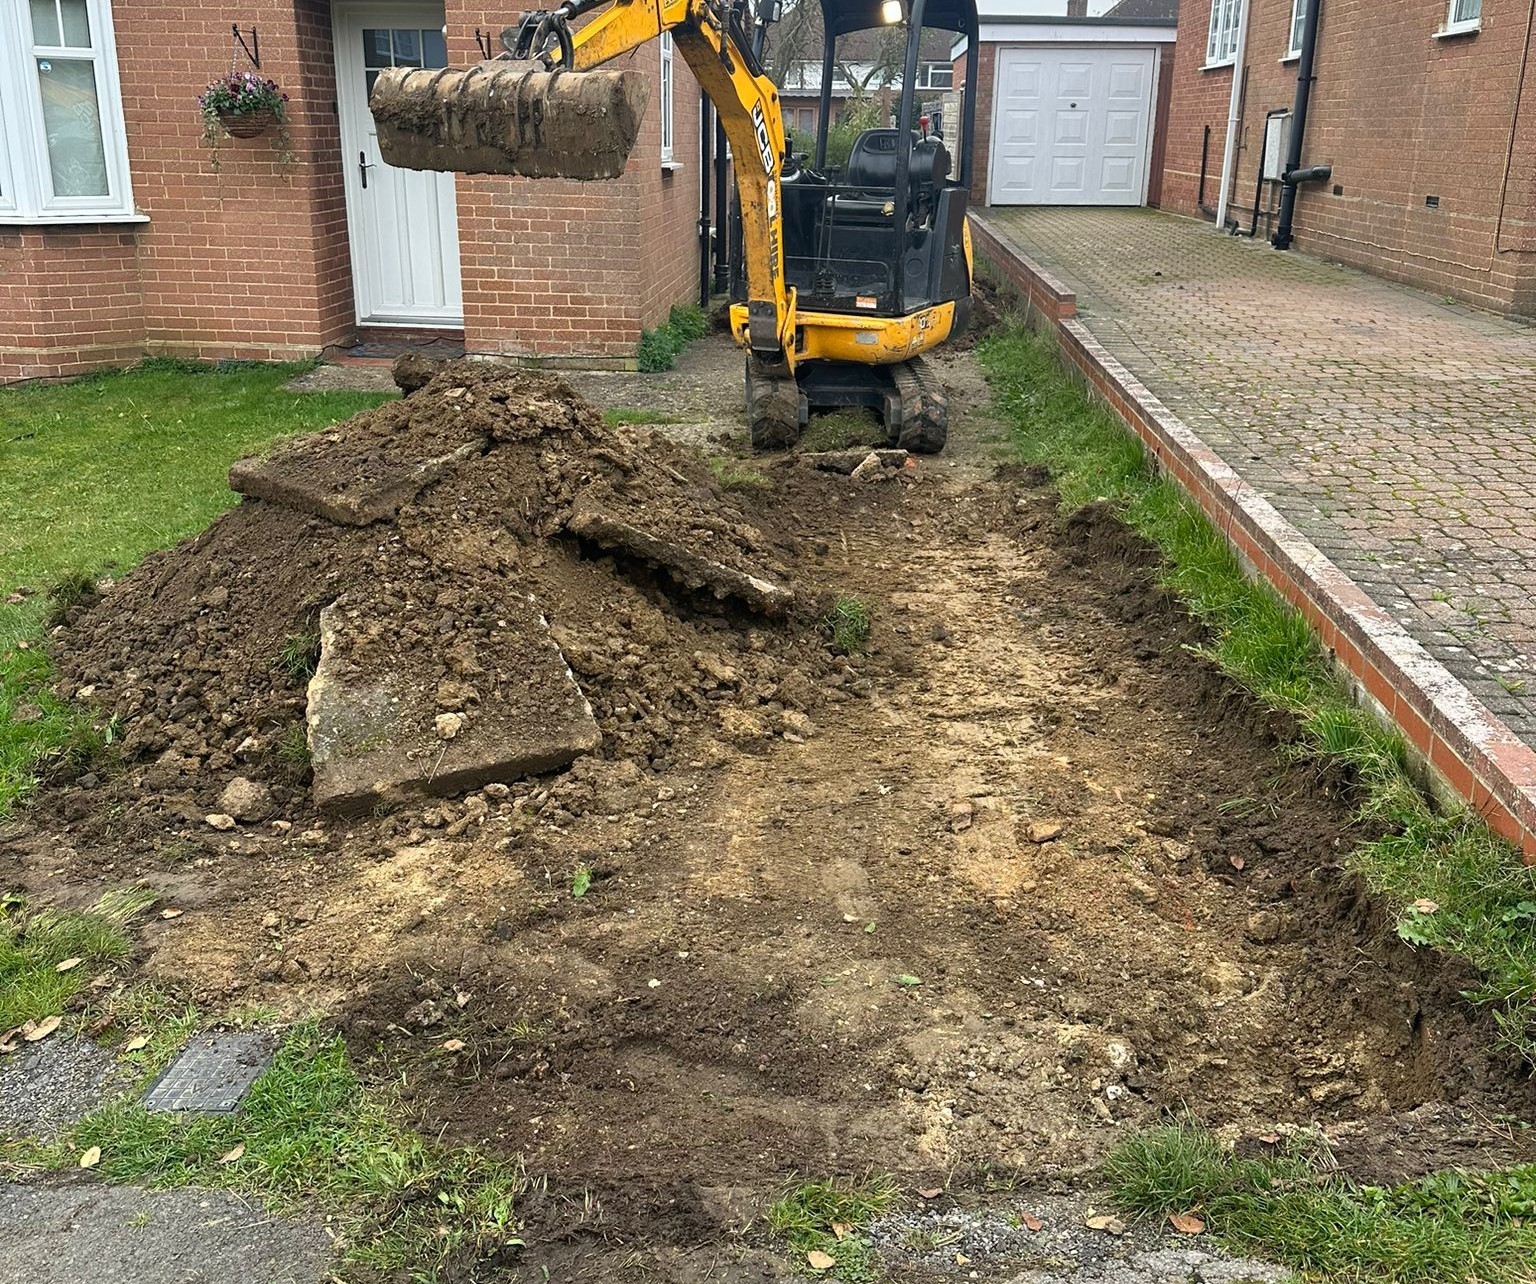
[{"xmin": 369, "ymin": 0, "xmax": 979, "ymax": 452}]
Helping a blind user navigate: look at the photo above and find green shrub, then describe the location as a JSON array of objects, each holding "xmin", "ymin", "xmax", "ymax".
[{"xmin": 636, "ymin": 303, "xmax": 709, "ymax": 372}]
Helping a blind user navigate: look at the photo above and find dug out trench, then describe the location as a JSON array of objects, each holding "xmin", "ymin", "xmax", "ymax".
[{"xmin": 3, "ymin": 341, "xmax": 1532, "ymax": 1280}]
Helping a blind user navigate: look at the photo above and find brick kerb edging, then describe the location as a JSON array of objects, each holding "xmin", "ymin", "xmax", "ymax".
[{"xmin": 971, "ymin": 213, "xmax": 1536, "ymax": 863}]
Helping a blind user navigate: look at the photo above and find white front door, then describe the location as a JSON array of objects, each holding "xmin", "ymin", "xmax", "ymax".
[
  {"xmin": 988, "ymin": 45, "xmax": 1156, "ymax": 206},
  {"xmin": 334, "ymin": 4, "xmax": 463, "ymax": 326}
]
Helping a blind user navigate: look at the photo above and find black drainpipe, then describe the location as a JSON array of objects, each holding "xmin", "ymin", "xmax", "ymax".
[
  {"xmin": 1197, "ymin": 123, "xmax": 1213, "ymax": 217},
  {"xmin": 1273, "ymin": 0, "xmax": 1324, "ymax": 250},
  {"xmin": 698, "ymin": 96, "xmax": 713, "ymax": 308},
  {"xmin": 713, "ymin": 114, "xmax": 730, "ymax": 293}
]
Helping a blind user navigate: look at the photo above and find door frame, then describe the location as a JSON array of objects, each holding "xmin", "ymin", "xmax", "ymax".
[
  {"xmin": 986, "ymin": 42, "xmax": 1161, "ymax": 208},
  {"xmin": 332, "ymin": 0, "xmax": 463, "ymax": 328}
]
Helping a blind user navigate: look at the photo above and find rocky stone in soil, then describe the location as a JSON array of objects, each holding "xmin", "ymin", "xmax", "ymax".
[{"xmin": 218, "ymin": 776, "xmax": 275, "ymax": 823}]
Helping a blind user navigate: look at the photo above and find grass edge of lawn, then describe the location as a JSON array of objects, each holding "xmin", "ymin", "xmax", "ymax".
[
  {"xmin": 977, "ymin": 307, "xmax": 1536, "ymax": 1282},
  {"xmin": 1103, "ymin": 1123, "xmax": 1536, "ymax": 1284}
]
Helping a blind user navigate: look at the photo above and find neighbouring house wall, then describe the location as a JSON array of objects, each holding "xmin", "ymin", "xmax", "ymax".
[
  {"xmin": 643, "ymin": 78, "xmax": 707, "ymax": 331},
  {"xmin": 1162, "ymin": 0, "xmax": 1536, "ymax": 315},
  {"xmin": 0, "ymin": 228, "xmax": 144, "ymax": 382},
  {"xmin": 965, "ymin": 43, "xmax": 999, "ymax": 205}
]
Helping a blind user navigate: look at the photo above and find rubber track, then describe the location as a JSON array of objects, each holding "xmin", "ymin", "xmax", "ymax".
[{"xmin": 890, "ymin": 356, "xmax": 949, "ymax": 454}]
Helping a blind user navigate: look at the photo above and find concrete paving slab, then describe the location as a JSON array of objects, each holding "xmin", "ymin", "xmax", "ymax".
[
  {"xmin": 307, "ymin": 586, "xmax": 600, "ymax": 814},
  {"xmin": 229, "ymin": 436, "xmax": 487, "ymax": 527},
  {"xmin": 1, "ymin": 1181, "xmax": 333, "ymax": 1284},
  {"xmin": 565, "ymin": 495, "xmax": 795, "ymax": 617}
]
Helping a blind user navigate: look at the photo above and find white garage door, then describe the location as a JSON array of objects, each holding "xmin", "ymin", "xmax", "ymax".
[{"xmin": 988, "ymin": 45, "xmax": 1156, "ymax": 206}]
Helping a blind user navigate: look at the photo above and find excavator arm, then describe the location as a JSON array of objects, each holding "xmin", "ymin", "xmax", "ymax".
[{"xmin": 370, "ymin": 0, "xmax": 798, "ymax": 376}]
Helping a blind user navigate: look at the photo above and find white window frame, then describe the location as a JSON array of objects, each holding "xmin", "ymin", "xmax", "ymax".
[
  {"xmin": 918, "ymin": 61, "xmax": 953, "ymax": 90},
  {"xmin": 659, "ymin": 31, "xmax": 675, "ymax": 164},
  {"xmin": 1438, "ymin": 0, "xmax": 1481, "ymax": 36},
  {"xmin": 1285, "ymin": 0, "xmax": 1305, "ymax": 58},
  {"xmin": 1205, "ymin": 0, "xmax": 1242, "ymax": 67},
  {"xmin": 0, "ymin": 0, "xmax": 137, "ymax": 223}
]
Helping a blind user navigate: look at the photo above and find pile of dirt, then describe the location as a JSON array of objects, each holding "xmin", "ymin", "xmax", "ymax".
[{"xmin": 48, "ymin": 362, "xmax": 856, "ymax": 832}]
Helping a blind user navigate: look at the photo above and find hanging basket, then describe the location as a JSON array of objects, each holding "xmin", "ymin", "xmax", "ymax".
[{"xmin": 218, "ymin": 108, "xmax": 274, "ymax": 139}]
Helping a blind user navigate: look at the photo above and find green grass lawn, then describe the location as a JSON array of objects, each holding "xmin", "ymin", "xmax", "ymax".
[{"xmin": 0, "ymin": 358, "xmax": 389, "ymax": 814}]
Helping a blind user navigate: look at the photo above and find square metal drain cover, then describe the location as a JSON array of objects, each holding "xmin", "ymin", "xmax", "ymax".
[{"xmin": 142, "ymin": 1032, "xmax": 274, "ymax": 1113}]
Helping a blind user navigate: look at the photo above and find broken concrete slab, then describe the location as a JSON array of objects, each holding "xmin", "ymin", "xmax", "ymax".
[
  {"xmin": 230, "ymin": 435, "xmax": 487, "ymax": 527},
  {"xmin": 2, "ymin": 1181, "xmax": 334, "ymax": 1284},
  {"xmin": 565, "ymin": 494, "xmax": 795, "ymax": 617},
  {"xmin": 307, "ymin": 581, "xmax": 600, "ymax": 814}
]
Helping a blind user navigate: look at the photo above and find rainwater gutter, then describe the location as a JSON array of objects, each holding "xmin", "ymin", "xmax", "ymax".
[{"xmin": 1273, "ymin": 0, "xmax": 1330, "ymax": 250}]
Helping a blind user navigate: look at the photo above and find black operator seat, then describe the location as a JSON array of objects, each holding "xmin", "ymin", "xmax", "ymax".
[{"xmin": 830, "ymin": 129, "xmax": 952, "ymax": 226}]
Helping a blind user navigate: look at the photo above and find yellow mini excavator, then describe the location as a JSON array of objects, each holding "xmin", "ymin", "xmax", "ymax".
[{"xmin": 369, "ymin": 0, "xmax": 979, "ymax": 452}]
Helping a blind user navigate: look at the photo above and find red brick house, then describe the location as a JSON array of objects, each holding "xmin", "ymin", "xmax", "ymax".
[
  {"xmin": 956, "ymin": 0, "xmax": 1178, "ymax": 208},
  {"xmin": 1160, "ymin": 0, "xmax": 1536, "ymax": 315},
  {"xmin": 0, "ymin": 0, "xmax": 704, "ymax": 382}
]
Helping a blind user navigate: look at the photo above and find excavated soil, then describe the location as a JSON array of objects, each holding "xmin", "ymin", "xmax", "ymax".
[{"xmin": 3, "ymin": 341, "xmax": 1533, "ymax": 1282}]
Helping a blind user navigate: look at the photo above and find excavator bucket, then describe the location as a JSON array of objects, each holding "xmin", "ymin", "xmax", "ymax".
[{"xmin": 370, "ymin": 62, "xmax": 650, "ymax": 181}]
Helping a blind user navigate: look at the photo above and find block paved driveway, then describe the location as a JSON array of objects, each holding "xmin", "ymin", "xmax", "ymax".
[{"xmin": 982, "ymin": 207, "xmax": 1536, "ymax": 744}]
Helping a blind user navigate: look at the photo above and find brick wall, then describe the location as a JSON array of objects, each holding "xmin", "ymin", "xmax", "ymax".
[
  {"xmin": 966, "ymin": 43, "xmax": 998, "ymax": 205},
  {"xmin": 448, "ymin": 10, "xmax": 704, "ymax": 366},
  {"xmin": 1162, "ymin": 0, "xmax": 1536, "ymax": 315},
  {"xmin": 0, "ymin": 229, "xmax": 143, "ymax": 382},
  {"xmin": 5, "ymin": 0, "xmax": 705, "ymax": 382},
  {"xmin": 115, "ymin": 0, "xmax": 355, "ymax": 361}
]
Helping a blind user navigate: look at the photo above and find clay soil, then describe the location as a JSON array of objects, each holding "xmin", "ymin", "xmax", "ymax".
[{"xmin": 3, "ymin": 340, "xmax": 1533, "ymax": 1282}]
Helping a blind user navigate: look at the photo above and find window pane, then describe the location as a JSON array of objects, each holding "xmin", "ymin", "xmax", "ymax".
[
  {"xmin": 36, "ymin": 56, "xmax": 109, "ymax": 197},
  {"xmin": 421, "ymin": 28, "xmax": 447, "ymax": 68},
  {"xmin": 30, "ymin": 0, "xmax": 60, "ymax": 45},
  {"xmin": 1453, "ymin": 0, "xmax": 1481, "ymax": 22},
  {"xmin": 59, "ymin": 0, "xmax": 90, "ymax": 46},
  {"xmin": 393, "ymin": 29, "xmax": 421, "ymax": 67},
  {"xmin": 362, "ymin": 29, "xmax": 393, "ymax": 67}
]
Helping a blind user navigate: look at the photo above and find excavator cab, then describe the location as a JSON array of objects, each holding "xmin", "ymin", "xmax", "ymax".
[
  {"xmin": 368, "ymin": 0, "xmax": 979, "ymax": 453},
  {"xmin": 732, "ymin": 0, "xmax": 979, "ymax": 450}
]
